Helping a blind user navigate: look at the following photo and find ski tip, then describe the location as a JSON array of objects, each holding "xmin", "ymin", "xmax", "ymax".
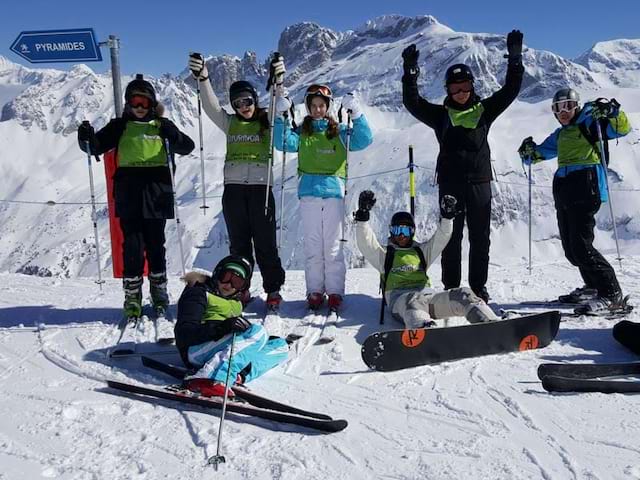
[{"xmin": 327, "ymin": 419, "xmax": 348, "ymax": 432}]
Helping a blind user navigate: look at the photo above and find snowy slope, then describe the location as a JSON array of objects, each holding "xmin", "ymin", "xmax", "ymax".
[{"xmin": 1, "ymin": 260, "xmax": 639, "ymax": 479}]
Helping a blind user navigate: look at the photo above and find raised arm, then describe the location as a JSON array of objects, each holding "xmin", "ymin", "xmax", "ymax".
[{"xmin": 187, "ymin": 53, "xmax": 232, "ymax": 134}]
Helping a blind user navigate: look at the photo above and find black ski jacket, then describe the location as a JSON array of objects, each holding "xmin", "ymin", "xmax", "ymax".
[
  {"xmin": 402, "ymin": 63, "xmax": 523, "ymax": 184},
  {"xmin": 79, "ymin": 114, "xmax": 194, "ymax": 219}
]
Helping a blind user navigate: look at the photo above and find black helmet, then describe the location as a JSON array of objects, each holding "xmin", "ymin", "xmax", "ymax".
[
  {"xmin": 552, "ymin": 88, "xmax": 580, "ymax": 104},
  {"xmin": 229, "ymin": 80, "xmax": 258, "ymax": 105},
  {"xmin": 390, "ymin": 211, "xmax": 415, "ymax": 228},
  {"xmin": 211, "ymin": 255, "xmax": 253, "ymax": 296},
  {"xmin": 445, "ymin": 64, "xmax": 474, "ymax": 85},
  {"xmin": 124, "ymin": 74, "xmax": 157, "ymax": 106}
]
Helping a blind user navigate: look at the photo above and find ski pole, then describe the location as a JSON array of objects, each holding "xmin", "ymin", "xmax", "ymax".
[
  {"xmin": 164, "ymin": 138, "xmax": 186, "ymax": 277},
  {"xmin": 83, "ymin": 131, "xmax": 105, "ymax": 292},
  {"xmin": 264, "ymin": 52, "xmax": 282, "ymax": 216},
  {"xmin": 190, "ymin": 52, "xmax": 209, "ymax": 215},
  {"xmin": 527, "ymin": 161, "xmax": 533, "ymax": 274},
  {"xmin": 208, "ymin": 331, "xmax": 237, "ymax": 471},
  {"xmin": 340, "ymin": 110, "xmax": 352, "ymax": 243},
  {"xmin": 408, "ymin": 145, "xmax": 416, "ymax": 217},
  {"xmin": 594, "ymin": 119, "xmax": 623, "ymax": 268},
  {"xmin": 277, "ymin": 111, "xmax": 288, "ymax": 248}
]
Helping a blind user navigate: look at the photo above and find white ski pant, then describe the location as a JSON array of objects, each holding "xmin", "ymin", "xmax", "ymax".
[
  {"xmin": 299, "ymin": 197, "xmax": 346, "ymax": 296},
  {"xmin": 390, "ymin": 286, "xmax": 500, "ymax": 329}
]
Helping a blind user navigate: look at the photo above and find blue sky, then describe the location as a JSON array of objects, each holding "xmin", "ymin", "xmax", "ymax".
[{"xmin": 1, "ymin": 0, "xmax": 638, "ymax": 76}]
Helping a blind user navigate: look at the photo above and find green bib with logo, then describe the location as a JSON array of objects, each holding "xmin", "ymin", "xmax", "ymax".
[
  {"xmin": 117, "ymin": 120, "xmax": 167, "ymax": 167},
  {"xmin": 298, "ymin": 131, "xmax": 347, "ymax": 177},
  {"xmin": 383, "ymin": 248, "xmax": 430, "ymax": 291},
  {"xmin": 557, "ymin": 125, "xmax": 601, "ymax": 167},
  {"xmin": 226, "ymin": 117, "xmax": 270, "ymax": 164},
  {"xmin": 202, "ymin": 292, "xmax": 243, "ymax": 322}
]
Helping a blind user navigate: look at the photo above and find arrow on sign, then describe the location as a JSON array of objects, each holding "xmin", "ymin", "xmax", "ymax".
[{"xmin": 10, "ymin": 28, "xmax": 102, "ymax": 64}]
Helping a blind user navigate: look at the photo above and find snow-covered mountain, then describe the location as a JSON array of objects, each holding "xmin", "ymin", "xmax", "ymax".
[{"xmin": 0, "ymin": 14, "xmax": 639, "ymax": 280}]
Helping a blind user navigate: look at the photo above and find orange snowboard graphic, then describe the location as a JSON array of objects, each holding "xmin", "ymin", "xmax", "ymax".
[
  {"xmin": 519, "ymin": 334, "xmax": 540, "ymax": 351},
  {"xmin": 401, "ymin": 329, "xmax": 426, "ymax": 348}
]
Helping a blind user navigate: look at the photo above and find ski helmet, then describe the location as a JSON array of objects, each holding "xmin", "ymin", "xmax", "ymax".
[
  {"xmin": 445, "ymin": 64, "xmax": 474, "ymax": 85},
  {"xmin": 551, "ymin": 88, "xmax": 580, "ymax": 114},
  {"xmin": 124, "ymin": 74, "xmax": 158, "ymax": 106},
  {"xmin": 211, "ymin": 255, "xmax": 253, "ymax": 295},
  {"xmin": 389, "ymin": 211, "xmax": 416, "ymax": 241},
  {"xmin": 229, "ymin": 80, "xmax": 258, "ymax": 106},
  {"xmin": 304, "ymin": 84, "xmax": 333, "ymax": 113}
]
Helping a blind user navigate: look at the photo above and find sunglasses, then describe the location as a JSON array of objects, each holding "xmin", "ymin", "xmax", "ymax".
[
  {"xmin": 129, "ymin": 95, "xmax": 151, "ymax": 109},
  {"xmin": 390, "ymin": 225, "xmax": 414, "ymax": 237},
  {"xmin": 448, "ymin": 81, "xmax": 473, "ymax": 95},
  {"xmin": 219, "ymin": 270, "xmax": 247, "ymax": 290},
  {"xmin": 232, "ymin": 97, "xmax": 255, "ymax": 109},
  {"xmin": 551, "ymin": 100, "xmax": 578, "ymax": 114},
  {"xmin": 306, "ymin": 84, "xmax": 333, "ymax": 98}
]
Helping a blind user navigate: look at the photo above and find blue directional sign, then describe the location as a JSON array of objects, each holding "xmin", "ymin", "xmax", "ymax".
[{"xmin": 10, "ymin": 28, "xmax": 102, "ymax": 64}]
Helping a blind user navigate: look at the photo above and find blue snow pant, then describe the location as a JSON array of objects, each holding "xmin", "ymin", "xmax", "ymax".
[{"xmin": 186, "ymin": 324, "xmax": 288, "ymax": 385}]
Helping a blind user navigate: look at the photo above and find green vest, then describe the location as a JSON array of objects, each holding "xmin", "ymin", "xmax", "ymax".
[
  {"xmin": 447, "ymin": 103, "xmax": 485, "ymax": 129},
  {"xmin": 384, "ymin": 248, "xmax": 430, "ymax": 291},
  {"xmin": 117, "ymin": 120, "xmax": 167, "ymax": 167},
  {"xmin": 298, "ymin": 131, "xmax": 347, "ymax": 177},
  {"xmin": 202, "ymin": 292, "xmax": 243, "ymax": 322},
  {"xmin": 557, "ymin": 125, "xmax": 601, "ymax": 167},
  {"xmin": 226, "ymin": 117, "xmax": 270, "ymax": 164}
]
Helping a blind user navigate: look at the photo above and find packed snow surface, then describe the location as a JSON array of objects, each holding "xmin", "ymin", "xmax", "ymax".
[{"xmin": 1, "ymin": 257, "xmax": 639, "ymax": 479}]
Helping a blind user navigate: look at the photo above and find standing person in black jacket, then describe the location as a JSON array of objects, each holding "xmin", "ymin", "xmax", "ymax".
[
  {"xmin": 77, "ymin": 75, "xmax": 195, "ymax": 320},
  {"xmin": 401, "ymin": 31, "xmax": 524, "ymax": 302}
]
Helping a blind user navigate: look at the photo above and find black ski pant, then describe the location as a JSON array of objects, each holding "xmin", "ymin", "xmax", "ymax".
[
  {"xmin": 552, "ymin": 168, "xmax": 620, "ymax": 297},
  {"xmin": 222, "ymin": 184, "xmax": 285, "ymax": 294},
  {"xmin": 120, "ymin": 218, "xmax": 167, "ymax": 278},
  {"xmin": 439, "ymin": 182, "xmax": 492, "ymax": 292}
]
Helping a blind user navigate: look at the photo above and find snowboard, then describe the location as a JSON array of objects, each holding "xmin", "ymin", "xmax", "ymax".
[{"xmin": 361, "ymin": 311, "xmax": 561, "ymax": 372}]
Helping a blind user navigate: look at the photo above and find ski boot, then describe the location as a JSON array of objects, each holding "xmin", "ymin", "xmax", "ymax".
[
  {"xmin": 559, "ymin": 285, "xmax": 597, "ymax": 304},
  {"xmin": 328, "ymin": 294, "xmax": 343, "ymax": 312},
  {"xmin": 471, "ymin": 286, "xmax": 490, "ymax": 303},
  {"xmin": 307, "ymin": 292, "xmax": 325, "ymax": 311},
  {"xmin": 149, "ymin": 271, "xmax": 169, "ymax": 317},
  {"xmin": 184, "ymin": 378, "xmax": 235, "ymax": 398},
  {"xmin": 266, "ymin": 291, "xmax": 282, "ymax": 311},
  {"xmin": 123, "ymin": 276, "xmax": 143, "ymax": 321}
]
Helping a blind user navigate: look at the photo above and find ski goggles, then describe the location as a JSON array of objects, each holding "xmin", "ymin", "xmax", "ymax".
[
  {"xmin": 219, "ymin": 270, "xmax": 247, "ymax": 290},
  {"xmin": 128, "ymin": 95, "xmax": 151, "ymax": 109},
  {"xmin": 306, "ymin": 84, "xmax": 333, "ymax": 99},
  {"xmin": 552, "ymin": 100, "xmax": 579, "ymax": 114},
  {"xmin": 231, "ymin": 96, "xmax": 255, "ymax": 109},
  {"xmin": 447, "ymin": 81, "xmax": 473, "ymax": 95},
  {"xmin": 389, "ymin": 225, "xmax": 414, "ymax": 237}
]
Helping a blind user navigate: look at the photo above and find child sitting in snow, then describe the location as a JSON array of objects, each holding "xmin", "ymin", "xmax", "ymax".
[
  {"xmin": 353, "ymin": 190, "xmax": 500, "ymax": 329},
  {"xmin": 174, "ymin": 255, "xmax": 288, "ymax": 397}
]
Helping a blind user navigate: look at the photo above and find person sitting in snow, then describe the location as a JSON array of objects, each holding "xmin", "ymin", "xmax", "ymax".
[
  {"xmin": 518, "ymin": 89, "xmax": 631, "ymax": 315},
  {"xmin": 174, "ymin": 255, "xmax": 288, "ymax": 397},
  {"xmin": 353, "ymin": 190, "xmax": 500, "ymax": 329}
]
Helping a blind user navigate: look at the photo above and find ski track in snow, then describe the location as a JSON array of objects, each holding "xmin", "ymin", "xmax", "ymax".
[{"xmin": 1, "ymin": 262, "xmax": 640, "ymax": 479}]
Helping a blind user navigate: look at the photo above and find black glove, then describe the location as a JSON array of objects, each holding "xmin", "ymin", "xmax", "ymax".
[
  {"xmin": 221, "ymin": 317, "xmax": 251, "ymax": 334},
  {"xmin": 440, "ymin": 195, "xmax": 458, "ymax": 219},
  {"xmin": 78, "ymin": 121, "xmax": 98, "ymax": 153},
  {"xmin": 506, "ymin": 30, "xmax": 523, "ymax": 66},
  {"xmin": 354, "ymin": 190, "xmax": 376, "ymax": 222},
  {"xmin": 158, "ymin": 118, "xmax": 180, "ymax": 145},
  {"xmin": 591, "ymin": 98, "xmax": 620, "ymax": 120},
  {"xmin": 402, "ymin": 44, "xmax": 420, "ymax": 78},
  {"xmin": 518, "ymin": 136, "xmax": 538, "ymax": 165}
]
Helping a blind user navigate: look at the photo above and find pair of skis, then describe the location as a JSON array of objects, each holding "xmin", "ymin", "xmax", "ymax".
[
  {"xmin": 105, "ymin": 356, "xmax": 347, "ymax": 432},
  {"xmin": 109, "ymin": 306, "xmax": 175, "ymax": 358},
  {"xmin": 538, "ymin": 362, "xmax": 640, "ymax": 393},
  {"xmin": 286, "ymin": 308, "xmax": 339, "ymax": 345}
]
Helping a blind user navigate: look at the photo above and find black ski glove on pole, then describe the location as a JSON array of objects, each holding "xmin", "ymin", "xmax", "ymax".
[
  {"xmin": 354, "ymin": 190, "xmax": 376, "ymax": 222},
  {"xmin": 221, "ymin": 317, "xmax": 251, "ymax": 334},
  {"xmin": 506, "ymin": 30, "xmax": 523, "ymax": 67},
  {"xmin": 440, "ymin": 195, "xmax": 458, "ymax": 219},
  {"xmin": 402, "ymin": 44, "xmax": 420, "ymax": 80},
  {"xmin": 78, "ymin": 121, "xmax": 98, "ymax": 154}
]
